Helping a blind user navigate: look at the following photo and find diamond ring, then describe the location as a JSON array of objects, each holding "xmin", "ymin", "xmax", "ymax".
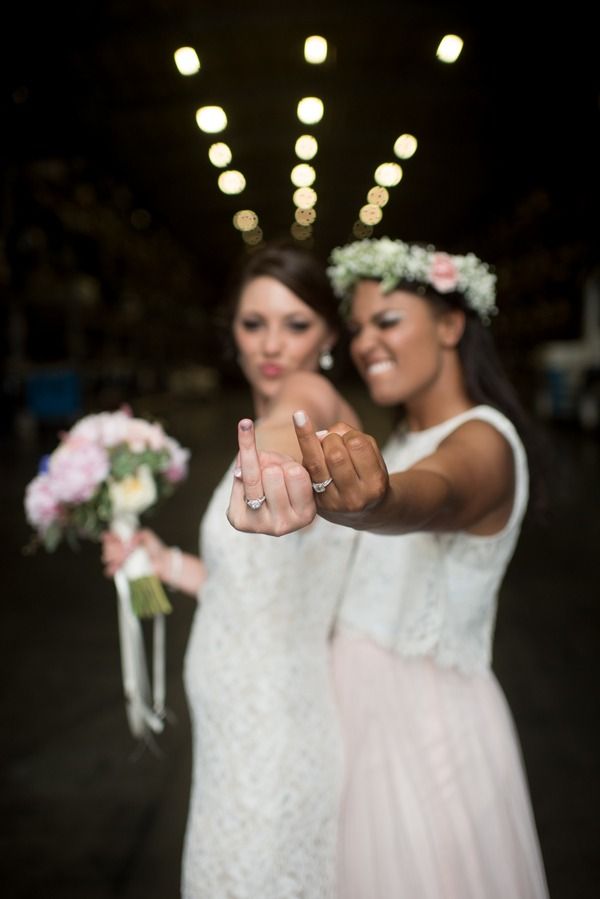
[
  {"xmin": 311, "ymin": 478, "xmax": 333, "ymax": 494},
  {"xmin": 245, "ymin": 495, "xmax": 266, "ymax": 510}
]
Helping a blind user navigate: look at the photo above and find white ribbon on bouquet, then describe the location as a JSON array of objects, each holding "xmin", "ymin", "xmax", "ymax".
[{"xmin": 112, "ymin": 515, "xmax": 166, "ymax": 740}]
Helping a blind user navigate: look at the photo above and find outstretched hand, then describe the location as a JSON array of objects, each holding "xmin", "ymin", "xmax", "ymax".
[
  {"xmin": 227, "ymin": 419, "xmax": 317, "ymax": 536},
  {"xmin": 292, "ymin": 410, "xmax": 390, "ymax": 525}
]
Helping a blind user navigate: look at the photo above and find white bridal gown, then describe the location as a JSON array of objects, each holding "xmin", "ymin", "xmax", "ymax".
[
  {"xmin": 181, "ymin": 460, "xmax": 358, "ymax": 899},
  {"xmin": 332, "ymin": 405, "xmax": 550, "ymax": 899}
]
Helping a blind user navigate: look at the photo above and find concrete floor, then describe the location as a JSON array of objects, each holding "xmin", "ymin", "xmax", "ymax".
[{"xmin": 2, "ymin": 384, "xmax": 599, "ymax": 898}]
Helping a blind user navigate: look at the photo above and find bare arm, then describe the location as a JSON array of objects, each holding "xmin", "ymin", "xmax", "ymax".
[
  {"xmin": 254, "ymin": 371, "xmax": 360, "ymax": 460},
  {"xmin": 293, "ymin": 414, "xmax": 515, "ymax": 536}
]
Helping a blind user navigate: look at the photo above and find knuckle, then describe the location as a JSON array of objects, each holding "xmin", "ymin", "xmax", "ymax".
[
  {"xmin": 347, "ymin": 436, "xmax": 367, "ymax": 453},
  {"xmin": 327, "ymin": 451, "xmax": 346, "ymax": 468}
]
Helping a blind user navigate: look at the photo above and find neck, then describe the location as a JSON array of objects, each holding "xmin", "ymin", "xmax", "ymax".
[
  {"xmin": 405, "ymin": 350, "xmax": 473, "ymax": 431},
  {"xmin": 252, "ymin": 390, "xmax": 271, "ymax": 420}
]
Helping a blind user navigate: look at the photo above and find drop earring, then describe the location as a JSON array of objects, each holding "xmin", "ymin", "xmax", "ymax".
[{"xmin": 319, "ymin": 348, "xmax": 334, "ymax": 371}]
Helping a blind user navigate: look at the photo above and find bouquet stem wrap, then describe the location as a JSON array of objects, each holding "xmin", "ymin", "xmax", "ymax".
[{"xmin": 112, "ymin": 516, "xmax": 168, "ymax": 739}]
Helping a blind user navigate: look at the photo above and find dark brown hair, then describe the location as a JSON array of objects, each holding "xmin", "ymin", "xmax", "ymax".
[{"xmin": 225, "ymin": 239, "xmax": 340, "ymax": 332}]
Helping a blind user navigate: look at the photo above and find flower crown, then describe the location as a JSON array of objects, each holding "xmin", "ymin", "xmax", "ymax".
[{"xmin": 327, "ymin": 237, "xmax": 498, "ymax": 324}]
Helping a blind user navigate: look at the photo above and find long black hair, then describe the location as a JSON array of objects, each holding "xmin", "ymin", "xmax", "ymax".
[{"xmin": 395, "ymin": 279, "xmax": 550, "ymax": 519}]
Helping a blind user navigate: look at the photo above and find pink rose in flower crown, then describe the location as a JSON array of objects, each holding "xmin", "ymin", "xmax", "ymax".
[
  {"xmin": 49, "ymin": 438, "xmax": 110, "ymax": 504},
  {"xmin": 24, "ymin": 474, "xmax": 61, "ymax": 531},
  {"xmin": 429, "ymin": 252, "xmax": 460, "ymax": 294}
]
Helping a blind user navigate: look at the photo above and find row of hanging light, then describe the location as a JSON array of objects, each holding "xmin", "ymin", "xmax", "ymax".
[{"xmin": 173, "ymin": 32, "xmax": 464, "ymax": 246}]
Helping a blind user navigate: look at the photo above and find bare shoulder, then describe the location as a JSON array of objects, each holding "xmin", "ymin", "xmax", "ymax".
[
  {"xmin": 276, "ymin": 371, "xmax": 359, "ymax": 426},
  {"xmin": 413, "ymin": 418, "xmax": 516, "ymax": 531},
  {"xmin": 441, "ymin": 419, "xmax": 513, "ymax": 471}
]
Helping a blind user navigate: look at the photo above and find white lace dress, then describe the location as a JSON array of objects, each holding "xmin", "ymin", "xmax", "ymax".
[
  {"xmin": 332, "ymin": 406, "xmax": 550, "ymax": 899},
  {"xmin": 181, "ymin": 460, "xmax": 358, "ymax": 899}
]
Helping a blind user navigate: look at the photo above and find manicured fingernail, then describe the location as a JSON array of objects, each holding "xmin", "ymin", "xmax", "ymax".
[
  {"xmin": 316, "ymin": 430, "xmax": 328, "ymax": 440},
  {"xmin": 239, "ymin": 418, "xmax": 253, "ymax": 431},
  {"xmin": 233, "ymin": 467, "xmax": 242, "ymax": 478},
  {"xmin": 293, "ymin": 410, "xmax": 307, "ymax": 427}
]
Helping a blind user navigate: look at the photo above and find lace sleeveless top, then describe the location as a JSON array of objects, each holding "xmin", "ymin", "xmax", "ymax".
[
  {"xmin": 182, "ymin": 459, "xmax": 359, "ymax": 898},
  {"xmin": 335, "ymin": 406, "xmax": 529, "ymax": 675}
]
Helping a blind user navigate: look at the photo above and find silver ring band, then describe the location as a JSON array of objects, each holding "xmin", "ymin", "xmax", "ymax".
[
  {"xmin": 245, "ymin": 495, "xmax": 266, "ymax": 511},
  {"xmin": 311, "ymin": 477, "xmax": 333, "ymax": 494}
]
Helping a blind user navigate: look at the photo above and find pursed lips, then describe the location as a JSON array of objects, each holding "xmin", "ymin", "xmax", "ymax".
[{"xmin": 259, "ymin": 362, "xmax": 284, "ymax": 377}]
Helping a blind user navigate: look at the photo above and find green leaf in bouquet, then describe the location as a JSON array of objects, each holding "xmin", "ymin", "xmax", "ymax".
[
  {"xmin": 65, "ymin": 527, "xmax": 81, "ymax": 551},
  {"xmin": 138, "ymin": 448, "xmax": 171, "ymax": 475},
  {"xmin": 43, "ymin": 522, "xmax": 63, "ymax": 552},
  {"xmin": 70, "ymin": 497, "xmax": 104, "ymax": 540},
  {"xmin": 95, "ymin": 483, "xmax": 113, "ymax": 524},
  {"xmin": 109, "ymin": 445, "xmax": 141, "ymax": 479}
]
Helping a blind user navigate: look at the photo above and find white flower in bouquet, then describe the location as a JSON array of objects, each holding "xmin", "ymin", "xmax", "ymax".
[{"xmin": 109, "ymin": 464, "xmax": 157, "ymax": 518}]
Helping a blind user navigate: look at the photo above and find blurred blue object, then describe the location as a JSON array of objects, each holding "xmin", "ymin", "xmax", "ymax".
[{"xmin": 26, "ymin": 369, "xmax": 82, "ymax": 422}]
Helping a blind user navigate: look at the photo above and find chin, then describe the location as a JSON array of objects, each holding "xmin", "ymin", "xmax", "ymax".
[{"xmin": 367, "ymin": 383, "xmax": 404, "ymax": 407}]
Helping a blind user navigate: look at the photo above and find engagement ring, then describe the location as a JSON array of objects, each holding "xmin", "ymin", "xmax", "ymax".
[
  {"xmin": 245, "ymin": 495, "xmax": 266, "ymax": 511},
  {"xmin": 311, "ymin": 478, "xmax": 333, "ymax": 494}
]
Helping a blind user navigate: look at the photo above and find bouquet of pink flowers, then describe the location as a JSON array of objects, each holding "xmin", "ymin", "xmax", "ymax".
[{"xmin": 24, "ymin": 407, "xmax": 190, "ymax": 617}]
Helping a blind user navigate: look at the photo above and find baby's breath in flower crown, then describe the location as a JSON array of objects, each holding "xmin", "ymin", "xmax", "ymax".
[{"xmin": 327, "ymin": 237, "xmax": 498, "ymax": 324}]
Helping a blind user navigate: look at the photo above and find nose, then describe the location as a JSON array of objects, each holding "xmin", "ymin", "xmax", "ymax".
[
  {"xmin": 351, "ymin": 323, "xmax": 377, "ymax": 360},
  {"xmin": 262, "ymin": 325, "xmax": 283, "ymax": 356}
]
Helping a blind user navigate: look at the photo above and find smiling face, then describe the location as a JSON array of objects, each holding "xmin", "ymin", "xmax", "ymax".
[
  {"xmin": 232, "ymin": 275, "xmax": 334, "ymax": 415},
  {"xmin": 348, "ymin": 280, "xmax": 458, "ymax": 408}
]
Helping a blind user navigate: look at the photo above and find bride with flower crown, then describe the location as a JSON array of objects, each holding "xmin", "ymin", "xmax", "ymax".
[{"xmin": 230, "ymin": 237, "xmax": 550, "ymax": 898}]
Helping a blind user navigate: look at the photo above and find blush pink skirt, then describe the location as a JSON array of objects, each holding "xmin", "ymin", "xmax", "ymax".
[{"xmin": 331, "ymin": 634, "xmax": 549, "ymax": 899}]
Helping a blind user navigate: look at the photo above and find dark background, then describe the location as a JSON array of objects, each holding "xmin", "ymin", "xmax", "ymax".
[{"xmin": 1, "ymin": 2, "xmax": 599, "ymax": 897}]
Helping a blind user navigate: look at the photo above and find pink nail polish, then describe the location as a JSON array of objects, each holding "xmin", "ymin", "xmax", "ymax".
[{"xmin": 239, "ymin": 419, "xmax": 253, "ymax": 431}]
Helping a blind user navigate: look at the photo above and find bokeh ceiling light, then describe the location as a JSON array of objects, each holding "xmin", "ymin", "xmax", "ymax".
[
  {"xmin": 353, "ymin": 221, "xmax": 373, "ymax": 239},
  {"xmin": 297, "ymin": 97, "xmax": 324, "ymax": 125},
  {"xmin": 174, "ymin": 47, "xmax": 200, "ymax": 75},
  {"xmin": 304, "ymin": 36, "xmax": 328, "ymax": 64},
  {"xmin": 436, "ymin": 35, "xmax": 464, "ymax": 63},
  {"xmin": 218, "ymin": 170, "xmax": 246, "ymax": 194},
  {"xmin": 293, "ymin": 187, "xmax": 317, "ymax": 209},
  {"xmin": 393, "ymin": 133, "xmax": 418, "ymax": 159},
  {"xmin": 359, "ymin": 204, "xmax": 383, "ymax": 226},
  {"xmin": 208, "ymin": 142, "xmax": 232, "ymax": 167},
  {"xmin": 291, "ymin": 222, "xmax": 312, "ymax": 240},
  {"xmin": 291, "ymin": 164, "xmax": 316, "ymax": 187},
  {"xmin": 295, "ymin": 207, "xmax": 316, "ymax": 225},
  {"xmin": 233, "ymin": 210, "xmax": 259, "ymax": 232},
  {"xmin": 295, "ymin": 135, "xmax": 318, "ymax": 160},
  {"xmin": 374, "ymin": 162, "xmax": 403, "ymax": 187},
  {"xmin": 367, "ymin": 186, "xmax": 389, "ymax": 207},
  {"xmin": 196, "ymin": 106, "xmax": 227, "ymax": 133},
  {"xmin": 242, "ymin": 227, "xmax": 263, "ymax": 246}
]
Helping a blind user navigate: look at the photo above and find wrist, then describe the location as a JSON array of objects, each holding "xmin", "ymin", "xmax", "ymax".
[{"xmin": 160, "ymin": 546, "xmax": 183, "ymax": 588}]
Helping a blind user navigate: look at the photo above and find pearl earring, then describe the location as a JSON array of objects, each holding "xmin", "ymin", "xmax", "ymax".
[{"xmin": 319, "ymin": 349, "xmax": 334, "ymax": 371}]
